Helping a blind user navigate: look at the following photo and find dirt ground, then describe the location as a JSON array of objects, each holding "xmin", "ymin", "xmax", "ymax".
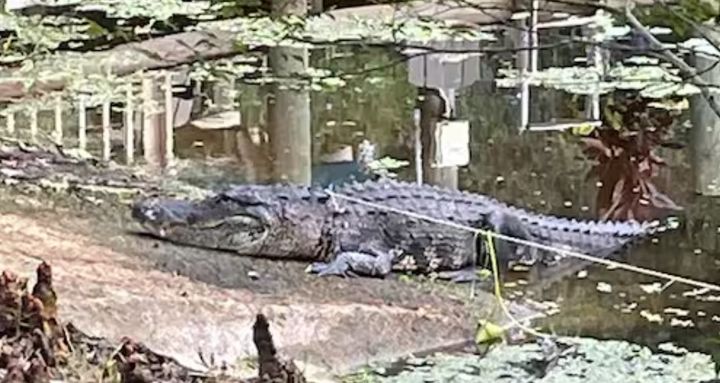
[{"xmin": 0, "ymin": 165, "xmax": 531, "ymax": 381}]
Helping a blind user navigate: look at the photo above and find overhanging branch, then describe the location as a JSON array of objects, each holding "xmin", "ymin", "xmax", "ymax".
[
  {"xmin": 0, "ymin": 30, "xmax": 247, "ymax": 101},
  {"xmin": 623, "ymin": 2, "xmax": 720, "ymax": 120}
]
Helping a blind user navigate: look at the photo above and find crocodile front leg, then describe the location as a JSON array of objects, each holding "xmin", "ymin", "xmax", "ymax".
[{"xmin": 306, "ymin": 244, "xmax": 395, "ymax": 278}]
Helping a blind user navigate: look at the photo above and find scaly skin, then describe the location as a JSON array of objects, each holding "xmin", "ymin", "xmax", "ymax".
[{"xmin": 131, "ymin": 180, "xmax": 666, "ymax": 282}]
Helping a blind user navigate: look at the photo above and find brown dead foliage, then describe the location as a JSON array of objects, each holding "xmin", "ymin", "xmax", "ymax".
[
  {"xmin": 0, "ymin": 262, "xmax": 306, "ymax": 383},
  {"xmin": 582, "ymin": 95, "xmax": 684, "ymax": 221}
]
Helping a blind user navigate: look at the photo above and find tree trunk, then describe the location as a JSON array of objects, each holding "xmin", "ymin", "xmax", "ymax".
[
  {"xmin": 691, "ymin": 37, "xmax": 720, "ymax": 196},
  {"xmin": 266, "ymin": 0, "xmax": 312, "ymax": 185},
  {"xmin": 419, "ymin": 88, "xmax": 458, "ymax": 189}
]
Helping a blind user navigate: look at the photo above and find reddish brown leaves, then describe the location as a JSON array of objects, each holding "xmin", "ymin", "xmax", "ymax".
[{"xmin": 581, "ymin": 96, "xmax": 683, "ymax": 221}]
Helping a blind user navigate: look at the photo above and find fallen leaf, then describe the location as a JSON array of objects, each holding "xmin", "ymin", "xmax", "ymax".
[
  {"xmin": 596, "ymin": 282, "xmax": 613, "ymax": 293},
  {"xmin": 620, "ymin": 302, "xmax": 638, "ymax": 313},
  {"xmin": 639, "ymin": 282, "xmax": 663, "ymax": 294},
  {"xmin": 669, "ymin": 318, "xmax": 695, "ymax": 328},
  {"xmin": 658, "ymin": 342, "xmax": 688, "ymax": 355},
  {"xmin": 475, "ymin": 320, "xmax": 505, "ymax": 345},
  {"xmin": 682, "ymin": 288, "xmax": 710, "ymax": 297},
  {"xmin": 663, "ymin": 307, "xmax": 690, "ymax": 317},
  {"xmin": 640, "ymin": 310, "xmax": 663, "ymax": 323}
]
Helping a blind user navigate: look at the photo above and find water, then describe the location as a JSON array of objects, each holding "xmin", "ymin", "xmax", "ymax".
[{"xmin": 166, "ymin": 46, "xmax": 720, "ymax": 368}]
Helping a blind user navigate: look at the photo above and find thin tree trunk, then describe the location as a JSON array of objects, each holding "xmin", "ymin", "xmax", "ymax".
[
  {"xmin": 267, "ymin": 0, "xmax": 312, "ymax": 185},
  {"xmin": 691, "ymin": 44, "xmax": 720, "ymax": 195}
]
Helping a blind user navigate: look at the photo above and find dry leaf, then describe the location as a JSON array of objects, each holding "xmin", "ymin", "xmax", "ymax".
[{"xmin": 596, "ymin": 282, "xmax": 612, "ymax": 293}]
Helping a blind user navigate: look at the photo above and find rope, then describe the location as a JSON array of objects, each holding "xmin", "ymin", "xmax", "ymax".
[
  {"xmin": 482, "ymin": 231, "xmax": 549, "ymax": 338},
  {"xmin": 325, "ymin": 190, "xmax": 720, "ymax": 292}
]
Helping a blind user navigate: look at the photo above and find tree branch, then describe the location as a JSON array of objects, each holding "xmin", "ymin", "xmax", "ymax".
[
  {"xmin": 0, "ymin": 30, "xmax": 248, "ymax": 101},
  {"xmin": 624, "ymin": 1, "xmax": 720, "ymax": 121}
]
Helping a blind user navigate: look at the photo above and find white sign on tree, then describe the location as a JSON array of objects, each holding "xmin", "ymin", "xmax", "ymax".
[{"xmin": 405, "ymin": 38, "xmax": 481, "ymax": 168}]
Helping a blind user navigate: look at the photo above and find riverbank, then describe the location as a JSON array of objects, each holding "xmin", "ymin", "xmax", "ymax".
[{"xmin": 0, "ymin": 141, "xmax": 533, "ymax": 380}]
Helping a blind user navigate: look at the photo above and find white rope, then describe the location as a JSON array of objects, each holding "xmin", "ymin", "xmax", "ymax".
[{"xmin": 325, "ymin": 190, "xmax": 720, "ymax": 293}]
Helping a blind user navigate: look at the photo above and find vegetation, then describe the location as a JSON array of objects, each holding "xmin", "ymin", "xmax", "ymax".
[{"xmin": 1, "ymin": 0, "xmax": 720, "ymax": 381}]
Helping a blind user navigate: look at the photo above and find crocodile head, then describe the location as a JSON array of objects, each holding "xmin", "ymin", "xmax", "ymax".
[{"xmin": 132, "ymin": 193, "xmax": 320, "ymax": 257}]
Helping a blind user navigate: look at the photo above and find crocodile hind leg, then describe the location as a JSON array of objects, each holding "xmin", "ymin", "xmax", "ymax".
[
  {"xmin": 306, "ymin": 243, "xmax": 396, "ymax": 279},
  {"xmin": 487, "ymin": 211, "xmax": 543, "ymax": 266},
  {"xmin": 430, "ymin": 211, "xmax": 545, "ymax": 287}
]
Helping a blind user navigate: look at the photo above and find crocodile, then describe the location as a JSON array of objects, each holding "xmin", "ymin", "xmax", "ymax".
[{"xmin": 130, "ymin": 179, "xmax": 666, "ymax": 282}]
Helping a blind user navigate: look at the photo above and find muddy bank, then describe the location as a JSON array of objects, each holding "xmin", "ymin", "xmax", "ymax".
[{"xmin": 0, "ymin": 142, "xmax": 536, "ymax": 379}]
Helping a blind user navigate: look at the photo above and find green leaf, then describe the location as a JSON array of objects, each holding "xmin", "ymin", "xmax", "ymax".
[
  {"xmin": 475, "ymin": 320, "xmax": 505, "ymax": 345},
  {"xmin": 476, "ymin": 268, "xmax": 492, "ymax": 280},
  {"xmin": 571, "ymin": 123, "xmax": 597, "ymax": 136}
]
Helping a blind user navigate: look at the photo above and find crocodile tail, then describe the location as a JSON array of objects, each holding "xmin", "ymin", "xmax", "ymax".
[
  {"xmin": 517, "ymin": 214, "xmax": 667, "ymax": 261},
  {"xmin": 334, "ymin": 179, "xmax": 671, "ymax": 258}
]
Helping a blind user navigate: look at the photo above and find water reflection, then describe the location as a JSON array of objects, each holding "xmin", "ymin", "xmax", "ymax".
[{"xmin": 170, "ymin": 46, "xmax": 719, "ymax": 358}]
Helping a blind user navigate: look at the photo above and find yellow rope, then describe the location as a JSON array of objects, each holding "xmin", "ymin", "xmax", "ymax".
[
  {"xmin": 324, "ymin": 189, "xmax": 720, "ymax": 341},
  {"xmin": 483, "ymin": 232, "xmax": 549, "ymax": 338}
]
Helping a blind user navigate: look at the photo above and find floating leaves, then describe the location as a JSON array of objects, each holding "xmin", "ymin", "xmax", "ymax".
[
  {"xmin": 619, "ymin": 301, "xmax": 638, "ymax": 313},
  {"xmin": 669, "ymin": 318, "xmax": 695, "ymax": 328},
  {"xmin": 596, "ymin": 281, "xmax": 613, "ymax": 293},
  {"xmin": 640, "ymin": 309, "xmax": 663, "ymax": 323},
  {"xmin": 658, "ymin": 342, "xmax": 689, "ymax": 355},
  {"xmin": 664, "ymin": 307, "xmax": 690, "ymax": 317},
  {"xmin": 198, "ymin": 13, "xmax": 496, "ymax": 49},
  {"xmin": 362, "ymin": 337, "xmax": 717, "ymax": 382},
  {"xmin": 639, "ymin": 282, "xmax": 663, "ymax": 294},
  {"xmin": 495, "ymin": 63, "xmax": 700, "ymax": 99}
]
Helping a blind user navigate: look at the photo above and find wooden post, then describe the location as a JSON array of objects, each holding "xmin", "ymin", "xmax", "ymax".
[
  {"xmin": 142, "ymin": 75, "xmax": 164, "ymax": 167},
  {"xmin": 125, "ymin": 85, "xmax": 135, "ymax": 165},
  {"xmin": 29, "ymin": 107, "xmax": 37, "ymax": 143},
  {"xmin": 267, "ymin": 0, "xmax": 312, "ymax": 184},
  {"xmin": 419, "ymin": 88, "xmax": 458, "ymax": 189},
  {"xmin": 585, "ymin": 12, "xmax": 604, "ymax": 121},
  {"xmin": 164, "ymin": 72, "xmax": 174, "ymax": 165},
  {"xmin": 530, "ymin": 0, "xmax": 539, "ymax": 73},
  {"xmin": 102, "ymin": 100, "xmax": 111, "ymax": 161},
  {"xmin": 78, "ymin": 95, "xmax": 87, "ymax": 151},
  {"xmin": 413, "ymin": 108, "xmax": 423, "ymax": 185},
  {"xmin": 54, "ymin": 95, "xmax": 63, "ymax": 145},
  {"xmin": 6, "ymin": 112, "xmax": 14, "ymax": 134},
  {"xmin": 517, "ymin": 18, "xmax": 531, "ymax": 131}
]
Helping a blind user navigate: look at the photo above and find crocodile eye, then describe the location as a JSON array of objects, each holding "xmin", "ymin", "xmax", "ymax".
[{"xmin": 143, "ymin": 207, "xmax": 157, "ymax": 221}]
